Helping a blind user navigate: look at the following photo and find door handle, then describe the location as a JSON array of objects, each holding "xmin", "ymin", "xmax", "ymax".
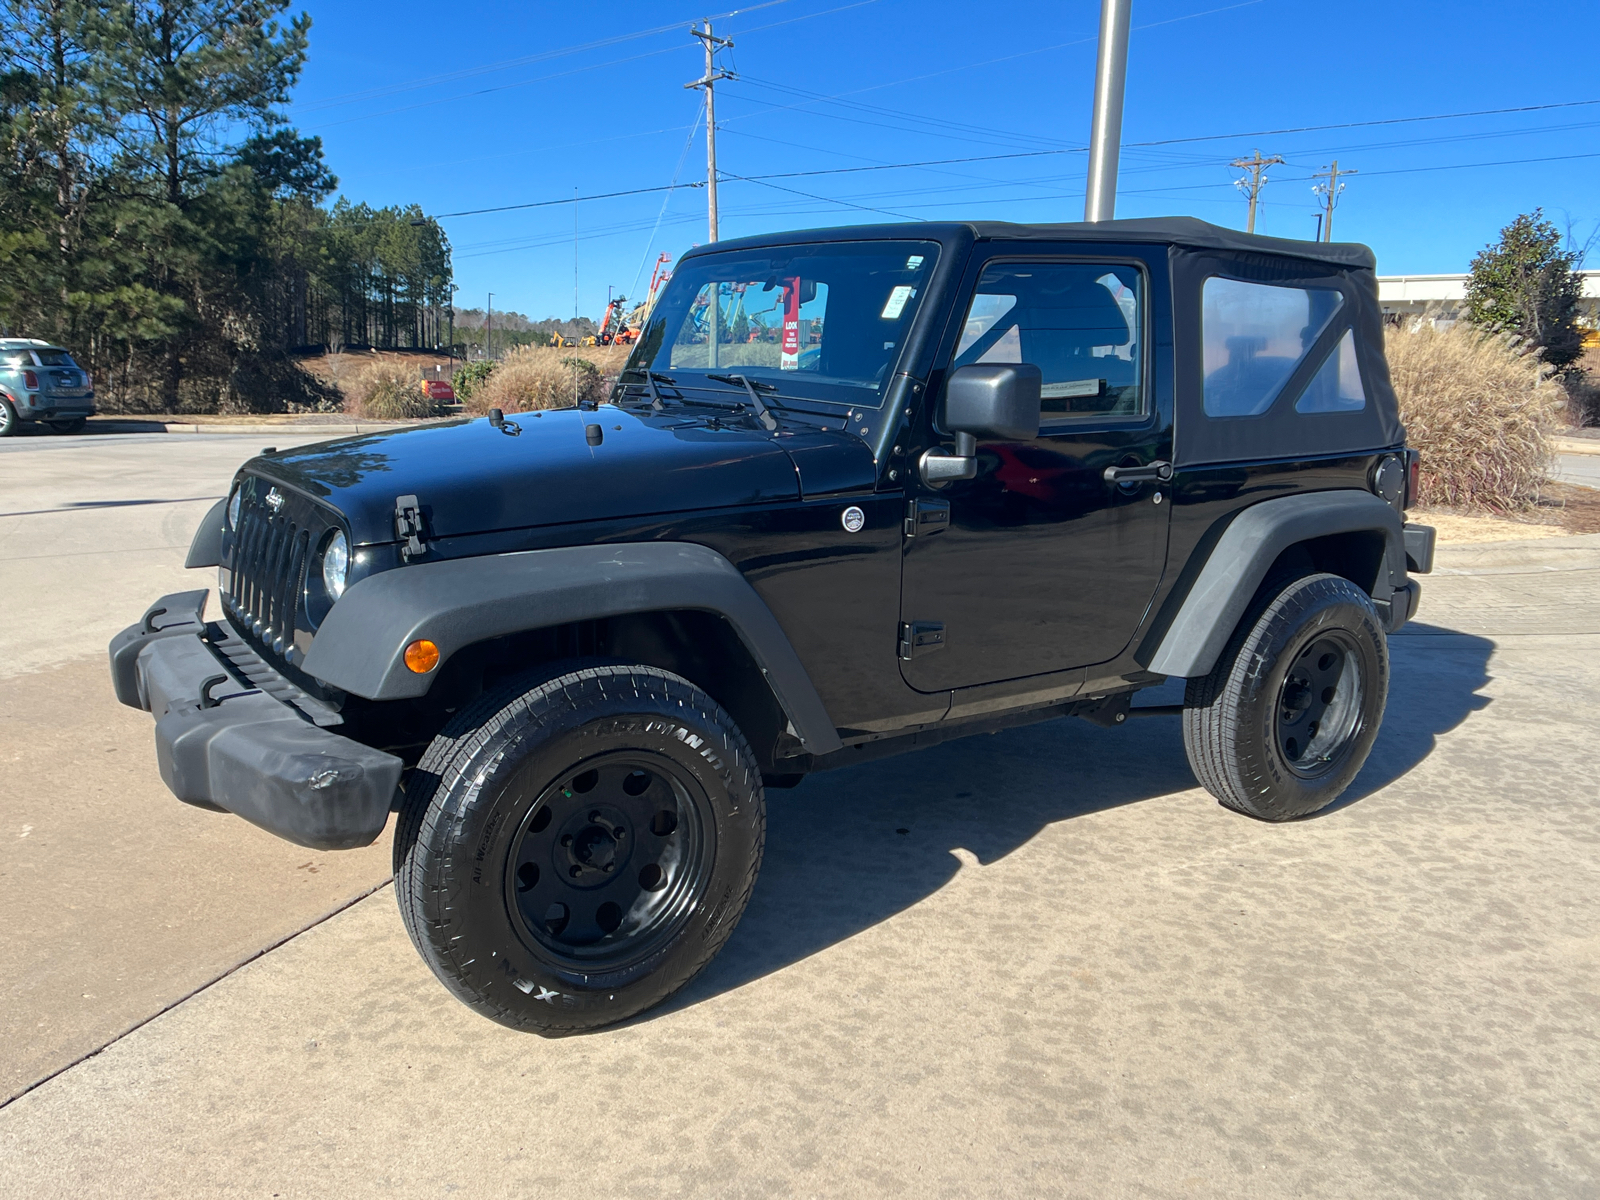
[{"xmin": 1102, "ymin": 460, "xmax": 1173, "ymax": 484}]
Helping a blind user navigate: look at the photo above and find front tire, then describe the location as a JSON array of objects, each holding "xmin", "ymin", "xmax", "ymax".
[
  {"xmin": 1183, "ymin": 573, "xmax": 1388, "ymax": 821},
  {"xmin": 394, "ymin": 663, "xmax": 765, "ymax": 1033}
]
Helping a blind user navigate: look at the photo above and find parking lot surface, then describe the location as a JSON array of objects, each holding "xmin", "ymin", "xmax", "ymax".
[{"xmin": 1, "ymin": 430, "xmax": 1597, "ymax": 1198}]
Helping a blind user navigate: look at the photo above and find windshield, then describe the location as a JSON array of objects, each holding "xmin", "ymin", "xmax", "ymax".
[{"xmin": 623, "ymin": 240, "xmax": 939, "ymax": 408}]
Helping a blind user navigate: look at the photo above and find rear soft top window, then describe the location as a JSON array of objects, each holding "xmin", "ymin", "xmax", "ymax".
[{"xmin": 1170, "ymin": 248, "xmax": 1402, "ymax": 466}]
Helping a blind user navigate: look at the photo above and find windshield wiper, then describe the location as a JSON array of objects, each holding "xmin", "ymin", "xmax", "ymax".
[
  {"xmin": 705, "ymin": 373, "xmax": 779, "ymax": 432},
  {"xmin": 644, "ymin": 371, "xmax": 677, "ymax": 411},
  {"xmin": 619, "ymin": 371, "xmax": 679, "ymax": 412}
]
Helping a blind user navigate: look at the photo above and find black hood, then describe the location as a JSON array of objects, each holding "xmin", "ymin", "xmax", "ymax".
[{"xmin": 248, "ymin": 405, "xmax": 876, "ymax": 546}]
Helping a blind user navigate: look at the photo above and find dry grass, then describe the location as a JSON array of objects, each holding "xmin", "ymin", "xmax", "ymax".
[
  {"xmin": 295, "ymin": 349, "xmax": 457, "ymax": 394},
  {"xmin": 1386, "ymin": 322, "xmax": 1564, "ymax": 511},
  {"xmin": 343, "ymin": 359, "xmax": 436, "ymax": 421},
  {"xmin": 466, "ymin": 344, "xmax": 631, "ymax": 414}
]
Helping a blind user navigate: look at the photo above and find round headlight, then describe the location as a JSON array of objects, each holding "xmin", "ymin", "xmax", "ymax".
[
  {"xmin": 226, "ymin": 487, "xmax": 242, "ymax": 531},
  {"xmin": 322, "ymin": 530, "xmax": 349, "ymax": 601}
]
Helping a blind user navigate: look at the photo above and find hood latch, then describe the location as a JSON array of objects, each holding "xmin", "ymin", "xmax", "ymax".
[{"xmin": 395, "ymin": 494, "xmax": 427, "ymax": 562}]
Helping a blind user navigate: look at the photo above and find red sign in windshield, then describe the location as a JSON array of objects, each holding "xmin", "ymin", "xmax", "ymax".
[{"xmin": 780, "ymin": 277, "xmax": 801, "ymax": 370}]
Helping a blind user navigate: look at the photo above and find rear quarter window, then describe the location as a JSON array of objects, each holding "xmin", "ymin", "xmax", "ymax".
[{"xmin": 1201, "ymin": 278, "xmax": 1343, "ymax": 417}]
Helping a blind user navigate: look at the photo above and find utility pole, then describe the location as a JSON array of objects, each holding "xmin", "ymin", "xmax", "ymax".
[
  {"xmin": 1231, "ymin": 150, "xmax": 1284, "ymax": 235},
  {"xmin": 685, "ymin": 20, "xmax": 735, "ymax": 242},
  {"xmin": 1311, "ymin": 160, "xmax": 1357, "ymax": 242},
  {"xmin": 1084, "ymin": 0, "xmax": 1132, "ymax": 222},
  {"xmin": 486, "ymin": 292, "xmax": 493, "ymax": 361},
  {"xmin": 573, "ymin": 187, "xmax": 579, "ymax": 323}
]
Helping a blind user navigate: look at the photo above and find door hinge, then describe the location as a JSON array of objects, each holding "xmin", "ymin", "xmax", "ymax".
[
  {"xmin": 904, "ymin": 497, "xmax": 951, "ymax": 538},
  {"xmin": 395, "ymin": 494, "xmax": 427, "ymax": 562},
  {"xmin": 898, "ymin": 620, "xmax": 946, "ymax": 660}
]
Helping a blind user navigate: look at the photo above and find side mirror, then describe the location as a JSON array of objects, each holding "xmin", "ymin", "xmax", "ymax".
[{"xmin": 920, "ymin": 363, "xmax": 1043, "ymax": 487}]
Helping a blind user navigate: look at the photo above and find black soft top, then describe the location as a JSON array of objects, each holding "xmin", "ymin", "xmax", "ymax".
[
  {"xmin": 687, "ymin": 217, "xmax": 1401, "ymax": 466},
  {"xmin": 694, "ymin": 216, "xmax": 1375, "ymax": 272}
]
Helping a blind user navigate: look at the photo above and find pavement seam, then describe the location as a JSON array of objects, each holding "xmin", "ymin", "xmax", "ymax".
[{"xmin": 0, "ymin": 876, "xmax": 395, "ymax": 1112}]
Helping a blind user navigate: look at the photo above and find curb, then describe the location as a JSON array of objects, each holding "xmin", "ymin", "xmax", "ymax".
[
  {"xmin": 1554, "ymin": 436, "xmax": 1600, "ymax": 456},
  {"xmin": 84, "ymin": 420, "xmax": 420, "ymax": 437}
]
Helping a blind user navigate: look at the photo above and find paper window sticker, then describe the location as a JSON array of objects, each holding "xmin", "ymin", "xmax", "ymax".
[{"xmin": 881, "ymin": 285, "xmax": 915, "ymax": 320}]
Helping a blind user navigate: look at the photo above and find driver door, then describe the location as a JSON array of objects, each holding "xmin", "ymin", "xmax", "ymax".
[{"xmin": 898, "ymin": 251, "xmax": 1173, "ymax": 694}]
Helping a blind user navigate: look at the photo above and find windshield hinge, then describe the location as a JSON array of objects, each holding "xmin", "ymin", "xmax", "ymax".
[{"xmin": 395, "ymin": 494, "xmax": 427, "ymax": 562}]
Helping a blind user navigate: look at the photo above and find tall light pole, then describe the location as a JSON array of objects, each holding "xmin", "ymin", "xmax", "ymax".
[
  {"xmin": 1084, "ymin": 0, "xmax": 1132, "ymax": 223},
  {"xmin": 686, "ymin": 21, "xmax": 734, "ymax": 242}
]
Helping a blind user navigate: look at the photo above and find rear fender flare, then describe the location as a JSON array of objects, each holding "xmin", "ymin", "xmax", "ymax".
[
  {"xmin": 300, "ymin": 541, "xmax": 844, "ymax": 755},
  {"xmin": 1143, "ymin": 489, "xmax": 1404, "ymax": 679}
]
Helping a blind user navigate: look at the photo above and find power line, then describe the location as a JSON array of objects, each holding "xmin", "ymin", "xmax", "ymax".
[
  {"xmin": 719, "ymin": 171, "xmax": 920, "ymax": 220},
  {"xmin": 296, "ymin": 0, "xmax": 799, "ymax": 114},
  {"xmin": 432, "ymin": 108, "xmax": 1600, "ymax": 224},
  {"xmin": 303, "ymin": 0, "xmax": 883, "ymax": 132}
]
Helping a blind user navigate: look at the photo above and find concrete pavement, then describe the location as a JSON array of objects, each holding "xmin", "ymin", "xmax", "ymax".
[
  {"xmin": 1, "ymin": 431, "xmax": 1597, "ymax": 1198},
  {"xmin": 0, "ymin": 430, "xmax": 395, "ymax": 1102},
  {"xmin": 1556, "ymin": 450, "xmax": 1600, "ymax": 490}
]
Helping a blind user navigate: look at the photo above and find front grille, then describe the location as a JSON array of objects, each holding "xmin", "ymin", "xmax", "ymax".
[{"xmin": 223, "ymin": 482, "xmax": 315, "ymax": 660}]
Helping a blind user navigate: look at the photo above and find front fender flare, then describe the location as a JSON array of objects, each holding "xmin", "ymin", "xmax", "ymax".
[
  {"xmin": 1144, "ymin": 489, "xmax": 1404, "ymax": 679},
  {"xmin": 300, "ymin": 541, "xmax": 844, "ymax": 754},
  {"xmin": 185, "ymin": 498, "xmax": 228, "ymax": 569}
]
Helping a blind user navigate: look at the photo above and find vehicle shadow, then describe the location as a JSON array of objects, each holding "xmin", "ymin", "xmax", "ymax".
[{"xmin": 657, "ymin": 622, "xmax": 1495, "ymax": 1018}]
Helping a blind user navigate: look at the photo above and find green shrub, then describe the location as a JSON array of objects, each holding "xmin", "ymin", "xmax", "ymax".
[{"xmin": 452, "ymin": 359, "xmax": 497, "ymax": 402}]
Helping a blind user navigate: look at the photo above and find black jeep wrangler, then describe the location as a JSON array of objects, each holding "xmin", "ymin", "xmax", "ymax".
[{"xmin": 111, "ymin": 217, "xmax": 1435, "ymax": 1033}]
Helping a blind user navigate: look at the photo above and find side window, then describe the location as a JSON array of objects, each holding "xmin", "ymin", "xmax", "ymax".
[
  {"xmin": 954, "ymin": 262, "xmax": 1144, "ymax": 422},
  {"xmin": 1201, "ymin": 278, "xmax": 1343, "ymax": 417},
  {"xmin": 1295, "ymin": 328, "xmax": 1366, "ymax": 413}
]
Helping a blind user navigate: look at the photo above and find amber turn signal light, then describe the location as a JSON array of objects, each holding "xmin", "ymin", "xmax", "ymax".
[{"xmin": 404, "ymin": 639, "xmax": 440, "ymax": 673}]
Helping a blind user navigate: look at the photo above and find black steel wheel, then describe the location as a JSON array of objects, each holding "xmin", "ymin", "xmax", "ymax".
[
  {"xmin": 1183, "ymin": 573, "xmax": 1388, "ymax": 821},
  {"xmin": 1275, "ymin": 631, "xmax": 1365, "ymax": 778},
  {"xmin": 504, "ymin": 753, "xmax": 714, "ymax": 971},
  {"xmin": 394, "ymin": 662, "xmax": 765, "ymax": 1033}
]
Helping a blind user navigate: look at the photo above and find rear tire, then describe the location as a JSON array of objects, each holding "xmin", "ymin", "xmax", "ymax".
[
  {"xmin": 0, "ymin": 399, "xmax": 18, "ymax": 437},
  {"xmin": 1183, "ymin": 573, "xmax": 1387, "ymax": 821},
  {"xmin": 394, "ymin": 662, "xmax": 765, "ymax": 1033},
  {"xmin": 48, "ymin": 417, "xmax": 86, "ymax": 434}
]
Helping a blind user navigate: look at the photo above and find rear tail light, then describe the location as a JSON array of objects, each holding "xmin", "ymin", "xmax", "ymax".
[
  {"xmin": 1404, "ymin": 450, "xmax": 1421, "ymax": 510},
  {"xmin": 22, "ymin": 370, "xmax": 37, "ymax": 389}
]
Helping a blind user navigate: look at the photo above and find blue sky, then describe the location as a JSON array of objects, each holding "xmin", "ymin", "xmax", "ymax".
[{"xmin": 290, "ymin": 0, "xmax": 1600, "ymax": 322}]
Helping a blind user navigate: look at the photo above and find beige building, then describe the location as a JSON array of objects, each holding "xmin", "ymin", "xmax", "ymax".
[{"xmin": 1377, "ymin": 270, "xmax": 1600, "ymax": 327}]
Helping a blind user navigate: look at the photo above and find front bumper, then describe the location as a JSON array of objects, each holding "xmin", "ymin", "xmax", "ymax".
[{"xmin": 109, "ymin": 591, "xmax": 401, "ymax": 851}]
